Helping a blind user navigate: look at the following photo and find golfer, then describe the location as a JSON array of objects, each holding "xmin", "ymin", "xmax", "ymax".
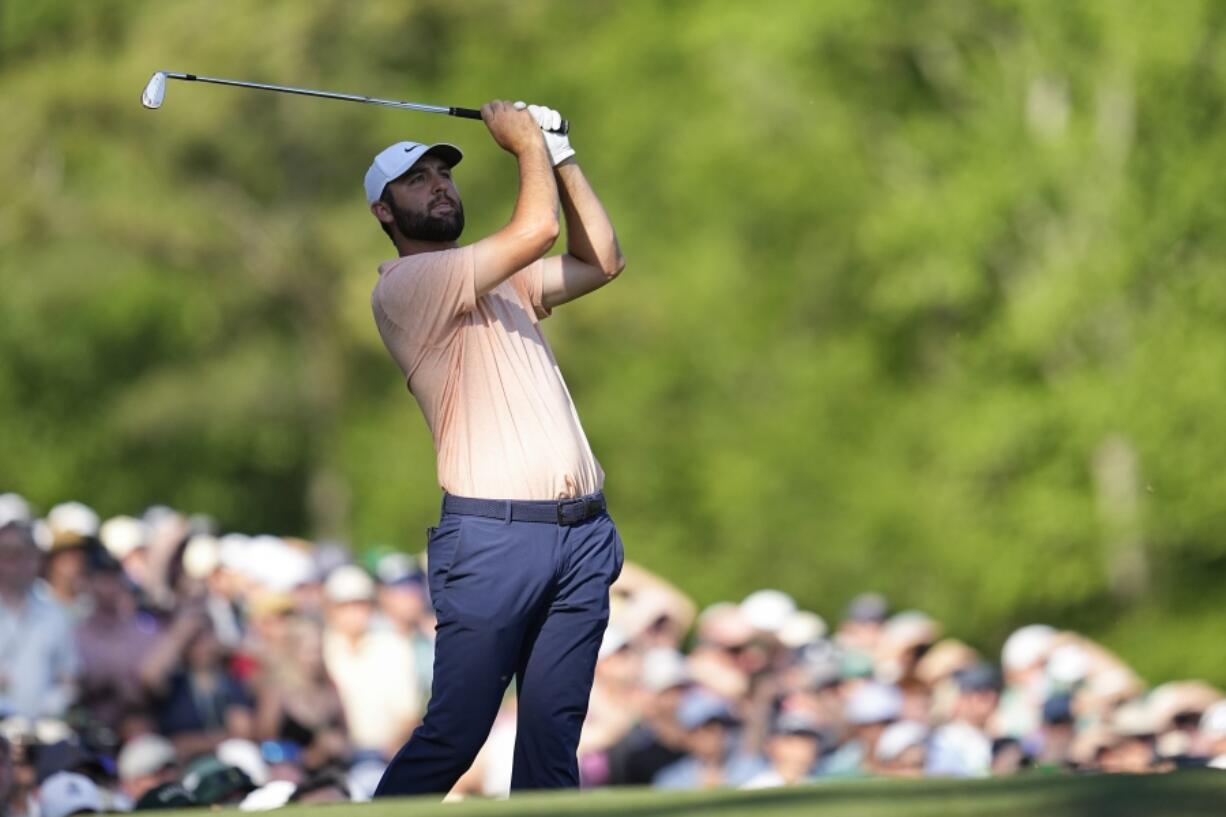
[{"xmin": 365, "ymin": 100, "xmax": 625, "ymax": 796}]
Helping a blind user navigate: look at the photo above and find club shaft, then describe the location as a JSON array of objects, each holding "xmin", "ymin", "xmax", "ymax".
[{"xmin": 163, "ymin": 72, "xmax": 455, "ymax": 116}]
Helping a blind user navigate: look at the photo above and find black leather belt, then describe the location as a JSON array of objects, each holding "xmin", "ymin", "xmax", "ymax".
[{"xmin": 442, "ymin": 492, "xmax": 607, "ymax": 526}]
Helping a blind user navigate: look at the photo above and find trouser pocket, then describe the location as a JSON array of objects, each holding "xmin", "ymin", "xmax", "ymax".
[{"xmin": 426, "ymin": 517, "xmax": 462, "ymax": 613}]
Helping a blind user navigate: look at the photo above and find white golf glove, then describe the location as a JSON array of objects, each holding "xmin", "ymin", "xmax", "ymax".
[{"xmin": 515, "ymin": 101, "xmax": 574, "ymax": 166}]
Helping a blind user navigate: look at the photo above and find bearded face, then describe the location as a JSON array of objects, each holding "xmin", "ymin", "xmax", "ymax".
[{"xmin": 380, "ymin": 184, "xmax": 465, "ymax": 242}]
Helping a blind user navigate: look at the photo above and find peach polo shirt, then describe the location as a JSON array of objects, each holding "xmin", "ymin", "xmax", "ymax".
[{"xmin": 371, "ymin": 246, "xmax": 603, "ymax": 500}]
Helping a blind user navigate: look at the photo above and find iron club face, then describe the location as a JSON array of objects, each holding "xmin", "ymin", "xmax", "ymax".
[{"xmin": 141, "ymin": 72, "xmax": 167, "ymax": 109}]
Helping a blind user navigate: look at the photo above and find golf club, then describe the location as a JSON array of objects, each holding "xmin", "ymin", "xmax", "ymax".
[{"xmin": 140, "ymin": 71, "xmax": 568, "ymax": 133}]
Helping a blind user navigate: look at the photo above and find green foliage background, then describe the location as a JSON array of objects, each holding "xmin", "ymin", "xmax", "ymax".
[{"xmin": 2, "ymin": 1, "xmax": 1225, "ymax": 683}]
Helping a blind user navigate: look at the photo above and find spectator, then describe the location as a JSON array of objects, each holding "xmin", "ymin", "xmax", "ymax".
[
  {"xmin": 116, "ymin": 734, "xmax": 179, "ymax": 803},
  {"xmin": 874, "ymin": 610, "xmax": 941, "ymax": 687},
  {"xmin": 41, "ymin": 537, "xmax": 95, "ymax": 621},
  {"xmin": 374, "ymin": 554, "xmax": 435, "ymax": 711},
  {"xmin": 287, "ymin": 769, "xmax": 351, "ymax": 805},
  {"xmin": 253, "ymin": 616, "xmax": 349, "ymax": 772},
  {"xmin": 834, "ymin": 593, "xmax": 889, "ymax": 664},
  {"xmin": 321, "ymin": 566, "xmax": 419, "ymax": 758},
  {"xmin": 610, "ymin": 562, "xmax": 697, "ymax": 653},
  {"xmin": 991, "ymin": 737, "xmax": 1029, "ymax": 775},
  {"xmin": 874, "ymin": 720, "xmax": 928, "ymax": 778},
  {"xmin": 822, "ymin": 680, "xmax": 903, "ymax": 777},
  {"xmin": 605, "ymin": 648, "xmax": 691, "ymax": 786},
  {"xmin": 0, "ymin": 734, "xmax": 13, "ymax": 817},
  {"xmin": 581, "ymin": 628, "xmax": 643, "ymax": 769},
  {"xmin": 1098, "ymin": 698, "xmax": 1161, "ymax": 774},
  {"xmin": 995, "ymin": 624, "xmax": 1056, "ymax": 740},
  {"xmin": 1147, "ymin": 679, "xmax": 1222, "ymax": 764},
  {"xmin": 1199, "ymin": 701, "xmax": 1226, "ymax": 767},
  {"xmin": 915, "ymin": 638, "xmax": 980, "ymax": 723},
  {"xmin": 74, "ymin": 548, "xmax": 160, "ymax": 731},
  {"xmin": 926, "ymin": 663, "xmax": 1000, "ymax": 778},
  {"xmin": 181, "ymin": 756, "xmax": 255, "ymax": 807},
  {"xmin": 132, "ymin": 781, "xmax": 197, "ymax": 811},
  {"xmin": 139, "ymin": 603, "xmax": 254, "ymax": 758},
  {"xmin": 0, "ymin": 522, "xmax": 79, "ymax": 720},
  {"xmin": 740, "ymin": 712, "xmax": 823, "ymax": 789},
  {"xmin": 652, "ymin": 692, "xmax": 764, "ymax": 790},
  {"xmin": 1035, "ymin": 693, "xmax": 1076, "ymax": 770},
  {"xmin": 239, "ymin": 590, "xmax": 298, "ymax": 686},
  {"xmin": 98, "ymin": 516, "xmax": 151, "ymax": 593},
  {"xmin": 37, "ymin": 771, "xmax": 102, "ymax": 817}
]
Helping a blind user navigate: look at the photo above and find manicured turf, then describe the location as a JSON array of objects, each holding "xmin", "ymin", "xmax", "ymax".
[{"xmin": 141, "ymin": 771, "xmax": 1226, "ymax": 816}]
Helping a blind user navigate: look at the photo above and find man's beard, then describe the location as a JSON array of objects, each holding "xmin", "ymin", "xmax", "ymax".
[{"xmin": 390, "ymin": 198, "xmax": 465, "ymax": 242}]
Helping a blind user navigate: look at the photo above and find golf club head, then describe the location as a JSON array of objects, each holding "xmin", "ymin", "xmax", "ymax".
[{"xmin": 141, "ymin": 72, "xmax": 167, "ymax": 109}]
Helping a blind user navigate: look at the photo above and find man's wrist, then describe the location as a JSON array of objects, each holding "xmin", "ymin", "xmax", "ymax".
[{"xmin": 515, "ymin": 140, "xmax": 552, "ymax": 165}]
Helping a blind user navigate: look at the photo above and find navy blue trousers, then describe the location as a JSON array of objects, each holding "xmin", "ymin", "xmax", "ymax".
[{"xmin": 373, "ymin": 496, "xmax": 623, "ymax": 797}]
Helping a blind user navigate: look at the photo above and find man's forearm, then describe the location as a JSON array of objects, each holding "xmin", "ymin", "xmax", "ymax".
[
  {"xmin": 556, "ymin": 160, "xmax": 624, "ymax": 276},
  {"xmin": 472, "ymin": 140, "xmax": 560, "ymax": 296},
  {"xmin": 510, "ymin": 143, "xmax": 560, "ymax": 247}
]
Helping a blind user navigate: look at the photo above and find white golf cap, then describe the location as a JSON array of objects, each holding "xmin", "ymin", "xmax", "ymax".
[
  {"xmin": 218, "ymin": 738, "xmax": 269, "ymax": 787},
  {"xmin": 117, "ymin": 734, "xmax": 177, "ymax": 781},
  {"xmin": 641, "ymin": 647, "xmax": 690, "ymax": 692},
  {"xmin": 100, "ymin": 515, "xmax": 147, "ymax": 559},
  {"xmin": 364, "ymin": 141, "xmax": 463, "ymax": 204},
  {"xmin": 777, "ymin": 610, "xmax": 828, "ymax": 649},
  {"xmin": 182, "ymin": 534, "xmax": 221, "ymax": 579},
  {"xmin": 0, "ymin": 493, "xmax": 32, "ymax": 526},
  {"xmin": 39, "ymin": 772, "xmax": 103, "ymax": 817},
  {"xmin": 846, "ymin": 681, "xmax": 903, "ymax": 725},
  {"xmin": 1046, "ymin": 643, "xmax": 1090, "ymax": 686},
  {"xmin": 1201, "ymin": 700, "xmax": 1226, "ymax": 737},
  {"xmin": 740, "ymin": 589, "xmax": 796, "ymax": 634},
  {"xmin": 47, "ymin": 501, "xmax": 100, "ymax": 538},
  {"xmin": 1001, "ymin": 624, "xmax": 1056, "ymax": 671},
  {"xmin": 324, "ymin": 564, "xmax": 375, "ymax": 604},
  {"xmin": 876, "ymin": 720, "xmax": 929, "ymax": 762}
]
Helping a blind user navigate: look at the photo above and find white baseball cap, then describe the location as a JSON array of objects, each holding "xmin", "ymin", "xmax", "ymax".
[
  {"xmin": 39, "ymin": 772, "xmax": 102, "ymax": 817},
  {"xmin": 47, "ymin": 501, "xmax": 100, "ymax": 539},
  {"xmin": 0, "ymin": 493, "xmax": 32, "ymax": 526},
  {"xmin": 364, "ymin": 141, "xmax": 463, "ymax": 205},
  {"xmin": 1001, "ymin": 624, "xmax": 1056, "ymax": 671},
  {"xmin": 876, "ymin": 720, "xmax": 929, "ymax": 762},
  {"xmin": 1201, "ymin": 700, "xmax": 1226, "ymax": 738},
  {"xmin": 846, "ymin": 681, "xmax": 903, "ymax": 725},
  {"xmin": 100, "ymin": 515, "xmax": 147, "ymax": 559},
  {"xmin": 117, "ymin": 734, "xmax": 177, "ymax": 782},
  {"xmin": 740, "ymin": 589, "xmax": 796, "ymax": 634},
  {"xmin": 324, "ymin": 564, "xmax": 375, "ymax": 604}
]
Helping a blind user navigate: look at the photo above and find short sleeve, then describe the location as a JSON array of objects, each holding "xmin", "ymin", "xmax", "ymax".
[
  {"xmin": 373, "ymin": 247, "xmax": 478, "ymax": 374},
  {"xmin": 511, "ymin": 258, "xmax": 552, "ymax": 321}
]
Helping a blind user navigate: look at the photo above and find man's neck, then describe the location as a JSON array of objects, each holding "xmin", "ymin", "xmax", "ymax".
[{"xmin": 396, "ymin": 237, "xmax": 459, "ymax": 257}]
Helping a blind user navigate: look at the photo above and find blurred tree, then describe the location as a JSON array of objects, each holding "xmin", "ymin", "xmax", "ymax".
[{"xmin": 1, "ymin": 0, "xmax": 1225, "ymax": 682}]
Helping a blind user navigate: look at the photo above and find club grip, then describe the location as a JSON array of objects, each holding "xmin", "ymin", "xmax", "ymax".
[{"xmin": 450, "ymin": 106, "xmax": 569, "ymax": 135}]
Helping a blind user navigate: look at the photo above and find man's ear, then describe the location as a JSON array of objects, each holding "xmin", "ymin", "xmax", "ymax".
[{"xmin": 370, "ymin": 199, "xmax": 395, "ymax": 228}]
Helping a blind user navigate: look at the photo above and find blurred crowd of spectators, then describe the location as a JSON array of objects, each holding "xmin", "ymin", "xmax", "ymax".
[{"xmin": 0, "ymin": 492, "xmax": 1223, "ymax": 814}]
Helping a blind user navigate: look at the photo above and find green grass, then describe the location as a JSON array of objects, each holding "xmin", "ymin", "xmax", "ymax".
[{"xmin": 142, "ymin": 771, "xmax": 1226, "ymax": 817}]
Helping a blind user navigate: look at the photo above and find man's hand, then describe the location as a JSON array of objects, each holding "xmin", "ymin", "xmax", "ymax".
[
  {"xmin": 481, "ymin": 100, "xmax": 547, "ymax": 156},
  {"xmin": 516, "ymin": 101, "xmax": 575, "ymax": 166}
]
